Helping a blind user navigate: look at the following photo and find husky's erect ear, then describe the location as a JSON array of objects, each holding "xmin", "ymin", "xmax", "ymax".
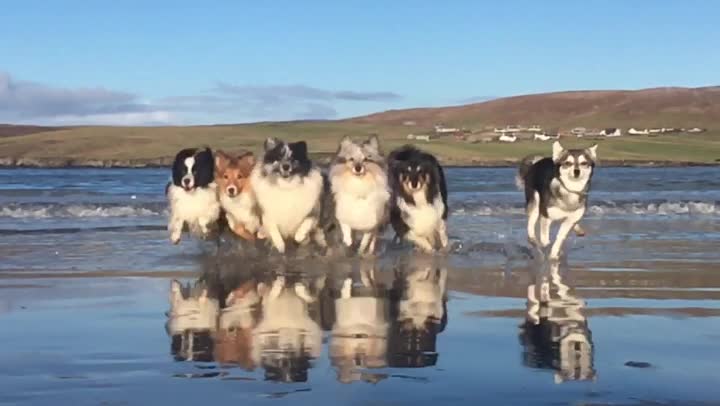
[
  {"xmin": 586, "ymin": 144, "xmax": 598, "ymax": 161},
  {"xmin": 293, "ymin": 141, "xmax": 308, "ymax": 158},
  {"xmin": 264, "ymin": 137, "xmax": 279, "ymax": 151},
  {"xmin": 340, "ymin": 135, "xmax": 353, "ymax": 147},
  {"xmin": 552, "ymin": 141, "xmax": 565, "ymax": 162}
]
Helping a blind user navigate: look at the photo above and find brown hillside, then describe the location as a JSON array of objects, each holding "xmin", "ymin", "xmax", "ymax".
[
  {"xmin": 0, "ymin": 124, "xmax": 66, "ymax": 138},
  {"xmin": 349, "ymin": 86, "xmax": 720, "ymax": 129}
]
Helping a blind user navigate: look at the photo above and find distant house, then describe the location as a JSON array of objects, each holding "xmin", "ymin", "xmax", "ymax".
[
  {"xmin": 414, "ymin": 134, "xmax": 431, "ymax": 142},
  {"xmin": 499, "ymin": 134, "xmax": 517, "ymax": 143},
  {"xmin": 528, "ymin": 125, "xmax": 542, "ymax": 132},
  {"xmin": 434, "ymin": 124, "xmax": 459, "ymax": 134},
  {"xmin": 600, "ymin": 128, "xmax": 622, "ymax": 137},
  {"xmin": 406, "ymin": 134, "xmax": 416, "ymax": 140},
  {"xmin": 648, "ymin": 128, "xmax": 663, "ymax": 134},
  {"xmin": 494, "ymin": 125, "xmax": 521, "ymax": 134},
  {"xmin": 686, "ymin": 127, "xmax": 706, "ymax": 133},
  {"xmin": 571, "ymin": 127, "xmax": 587, "ymax": 136},
  {"xmin": 402, "ymin": 120, "xmax": 417, "ymax": 126},
  {"xmin": 534, "ymin": 133, "xmax": 553, "ymax": 141},
  {"xmin": 661, "ymin": 127, "xmax": 680, "ymax": 133},
  {"xmin": 628, "ymin": 128, "xmax": 649, "ymax": 135}
]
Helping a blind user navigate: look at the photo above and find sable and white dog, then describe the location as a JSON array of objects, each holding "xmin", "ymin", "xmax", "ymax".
[
  {"xmin": 396, "ymin": 257, "xmax": 447, "ymax": 331},
  {"xmin": 166, "ymin": 147, "xmax": 221, "ymax": 244},
  {"xmin": 214, "ymin": 151, "xmax": 262, "ymax": 241},
  {"xmin": 516, "ymin": 141, "xmax": 598, "ymax": 260},
  {"xmin": 388, "ymin": 146, "xmax": 449, "ymax": 252},
  {"xmin": 250, "ymin": 138, "xmax": 327, "ymax": 253},
  {"xmin": 329, "ymin": 135, "xmax": 390, "ymax": 255}
]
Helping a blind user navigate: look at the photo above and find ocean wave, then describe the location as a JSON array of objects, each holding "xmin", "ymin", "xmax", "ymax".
[
  {"xmin": 453, "ymin": 200, "xmax": 718, "ymax": 217},
  {"xmin": 0, "ymin": 203, "xmax": 167, "ymax": 219}
]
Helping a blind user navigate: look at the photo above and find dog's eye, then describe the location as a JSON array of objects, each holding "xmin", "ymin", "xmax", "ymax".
[
  {"xmin": 562, "ymin": 162, "xmax": 573, "ymax": 168},
  {"xmin": 579, "ymin": 162, "xmax": 590, "ymax": 167},
  {"xmin": 223, "ymin": 174, "xmax": 229, "ymax": 179},
  {"xmin": 236, "ymin": 174, "xmax": 244, "ymax": 179}
]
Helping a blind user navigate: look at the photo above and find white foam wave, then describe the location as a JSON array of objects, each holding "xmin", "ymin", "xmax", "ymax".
[
  {"xmin": 453, "ymin": 201, "xmax": 717, "ymax": 217},
  {"xmin": 0, "ymin": 204, "xmax": 167, "ymax": 219}
]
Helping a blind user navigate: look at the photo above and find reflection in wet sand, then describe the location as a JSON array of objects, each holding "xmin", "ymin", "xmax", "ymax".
[
  {"xmin": 163, "ymin": 254, "xmax": 449, "ymax": 383},
  {"xmin": 519, "ymin": 261, "xmax": 595, "ymax": 383}
]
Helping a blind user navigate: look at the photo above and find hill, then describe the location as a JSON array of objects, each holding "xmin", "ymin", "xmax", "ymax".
[
  {"xmin": 0, "ymin": 86, "xmax": 719, "ymax": 167},
  {"xmin": 350, "ymin": 86, "xmax": 720, "ymax": 129}
]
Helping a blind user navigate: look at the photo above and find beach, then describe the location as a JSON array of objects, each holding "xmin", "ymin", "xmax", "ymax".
[{"xmin": 1, "ymin": 166, "xmax": 719, "ymax": 405}]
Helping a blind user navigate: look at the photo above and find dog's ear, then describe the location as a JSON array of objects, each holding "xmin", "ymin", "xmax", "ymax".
[
  {"xmin": 215, "ymin": 150, "xmax": 229, "ymax": 171},
  {"xmin": 586, "ymin": 144, "xmax": 598, "ymax": 162},
  {"xmin": 198, "ymin": 288, "xmax": 208, "ymax": 305},
  {"xmin": 367, "ymin": 134, "xmax": 380, "ymax": 150},
  {"xmin": 243, "ymin": 152, "xmax": 256, "ymax": 167},
  {"xmin": 339, "ymin": 135, "xmax": 353, "ymax": 147},
  {"xmin": 293, "ymin": 141, "xmax": 308, "ymax": 158},
  {"xmin": 264, "ymin": 137, "xmax": 279, "ymax": 151},
  {"xmin": 552, "ymin": 141, "xmax": 565, "ymax": 162}
]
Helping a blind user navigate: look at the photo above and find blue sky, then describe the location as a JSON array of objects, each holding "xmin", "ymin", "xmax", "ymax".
[{"xmin": 1, "ymin": 0, "xmax": 718, "ymax": 125}]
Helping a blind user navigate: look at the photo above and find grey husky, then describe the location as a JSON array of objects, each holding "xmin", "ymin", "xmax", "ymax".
[{"xmin": 516, "ymin": 141, "xmax": 598, "ymax": 260}]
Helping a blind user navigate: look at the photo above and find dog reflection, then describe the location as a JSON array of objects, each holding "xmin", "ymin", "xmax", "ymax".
[
  {"xmin": 166, "ymin": 279, "xmax": 219, "ymax": 362},
  {"xmin": 214, "ymin": 279, "xmax": 261, "ymax": 369},
  {"xmin": 388, "ymin": 256, "xmax": 448, "ymax": 368},
  {"xmin": 252, "ymin": 275, "xmax": 323, "ymax": 382},
  {"xmin": 519, "ymin": 262, "xmax": 595, "ymax": 383},
  {"xmin": 329, "ymin": 262, "xmax": 390, "ymax": 384}
]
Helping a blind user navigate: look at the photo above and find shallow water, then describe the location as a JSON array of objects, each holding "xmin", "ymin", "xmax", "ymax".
[{"xmin": 1, "ymin": 167, "xmax": 719, "ymax": 405}]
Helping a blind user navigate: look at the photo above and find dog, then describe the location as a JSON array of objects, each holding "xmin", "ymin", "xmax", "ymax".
[
  {"xmin": 329, "ymin": 135, "xmax": 390, "ymax": 255},
  {"xmin": 250, "ymin": 138, "xmax": 328, "ymax": 254},
  {"xmin": 388, "ymin": 146, "xmax": 449, "ymax": 252},
  {"xmin": 329, "ymin": 262, "xmax": 389, "ymax": 383},
  {"xmin": 215, "ymin": 280, "xmax": 261, "ymax": 369},
  {"xmin": 252, "ymin": 275, "xmax": 323, "ymax": 382},
  {"xmin": 519, "ymin": 262, "xmax": 595, "ymax": 383},
  {"xmin": 516, "ymin": 141, "xmax": 597, "ymax": 260},
  {"xmin": 166, "ymin": 147, "xmax": 221, "ymax": 244},
  {"xmin": 214, "ymin": 150, "xmax": 262, "ymax": 241},
  {"xmin": 165, "ymin": 279, "xmax": 219, "ymax": 362}
]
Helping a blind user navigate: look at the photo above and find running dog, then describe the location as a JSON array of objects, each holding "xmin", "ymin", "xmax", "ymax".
[
  {"xmin": 329, "ymin": 135, "xmax": 390, "ymax": 255},
  {"xmin": 214, "ymin": 150, "xmax": 262, "ymax": 241},
  {"xmin": 516, "ymin": 141, "xmax": 598, "ymax": 260}
]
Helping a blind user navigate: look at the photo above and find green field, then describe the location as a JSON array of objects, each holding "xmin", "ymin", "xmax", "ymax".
[{"xmin": 0, "ymin": 122, "xmax": 718, "ymax": 166}]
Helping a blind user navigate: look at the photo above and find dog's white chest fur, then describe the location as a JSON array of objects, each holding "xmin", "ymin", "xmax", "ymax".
[
  {"xmin": 168, "ymin": 184, "xmax": 221, "ymax": 226},
  {"xmin": 398, "ymin": 192, "xmax": 445, "ymax": 237},
  {"xmin": 251, "ymin": 168, "xmax": 323, "ymax": 237},
  {"xmin": 333, "ymin": 175, "xmax": 390, "ymax": 231},
  {"xmin": 220, "ymin": 192, "xmax": 260, "ymax": 231},
  {"xmin": 548, "ymin": 179, "xmax": 585, "ymax": 220}
]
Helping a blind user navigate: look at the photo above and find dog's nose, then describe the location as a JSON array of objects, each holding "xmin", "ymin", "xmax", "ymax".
[
  {"xmin": 573, "ymin": 169, "xmax": 580, "ymax": 177},
  {"xmin": 182, "ymin": 178, "xmax": 191, "ymax": 187},
  {"xmin": 281, "ymin": 163, "xmax": 291, "ymax": 172},
  {"xmin": 227, "ymin": 186, "xmax": 237, "ymax": 196},
  {"xmin": 410, "ymin": 180, "xmax": 419, "ymax": 188},
  {"xmin": 354, "ymin": 164, "xmax": 363, "ymax": 173}
]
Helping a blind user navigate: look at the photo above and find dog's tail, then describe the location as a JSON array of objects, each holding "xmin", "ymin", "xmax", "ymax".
[{"xmin": 515, "ymin": 155, "xmax": 543, "ymax": 191}]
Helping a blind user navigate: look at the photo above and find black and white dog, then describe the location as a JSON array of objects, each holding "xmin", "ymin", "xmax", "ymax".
[
  {"xmin": 516, "ymin": 141, "xmax": 598, "ymax": 260},
  {"xmin": 166, "ymin": 147, "xmax": 221, "ymax": 244},
  {"xmin": 388, "ymin": 146, "xmax": 449, "ymax": 252},
  {"xmin": 250, "ymin": 138, "xmax": 327, "ymax": 253}
]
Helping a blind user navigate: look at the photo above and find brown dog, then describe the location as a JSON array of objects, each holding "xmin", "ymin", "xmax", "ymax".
[{"xmin": 215, "ymin": 151, "xmax": 262, "ymax": 240}]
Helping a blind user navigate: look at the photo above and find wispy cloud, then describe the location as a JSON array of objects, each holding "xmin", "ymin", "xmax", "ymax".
[
  {"xmin": 0, "ymin": 71, "xmax": 401, "ymax": 125},
  {"xmin": 456, "ymin": 95, "xmax": 498, "ymax": 104}
]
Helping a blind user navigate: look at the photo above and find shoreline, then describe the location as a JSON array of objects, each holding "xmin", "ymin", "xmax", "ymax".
[{"xmin": 0, "ymin": 156, "xmax": 717, "ymax": 169}]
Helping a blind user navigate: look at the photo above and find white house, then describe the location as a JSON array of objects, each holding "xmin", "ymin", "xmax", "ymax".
[
  {"xmin": 534, "ymin": 133, "xmax": 553, "ymax": 141},
  {"xmin": 628, "ymin": 128, "xmax": 649, "ymax": 135},
  {"xmin": 648, "ymin": 128, "xmax": 663, "ymax": 134},
  {"xmin": 434, "ymin": 124, "xmax": 459, "ymax": 134},
  {"xmin": 414, "ymin": 135, "xmax": 431, "ymax": 142},
  {"xmin": 499, "ymin": 134, "xmax": 517, "ymax": 143},
  {"xmin": 528, "ymin": 125, "xmax": 542, "ymax": 132},
  {"xmin": 571, "ymin": 127, "xmax": 587, "ymax": 136},
  {"xmin": 600, "ymin": 128, "xmax": 622, "ymax": 137},
  {"xmin": 406, "ymin": 134, "xmax": 416, "ymax": 140},
  {"xmin": 687, "ymin": 127, "xmax": 706, "ymax": 133}
]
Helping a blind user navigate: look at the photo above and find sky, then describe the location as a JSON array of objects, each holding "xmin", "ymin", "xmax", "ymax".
[{"xmin": 1, "ymin": 0, "xmax": 719, "ymax": 125}]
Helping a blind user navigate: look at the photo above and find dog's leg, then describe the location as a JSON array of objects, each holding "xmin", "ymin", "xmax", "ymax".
[
  {"xmin": 294, "ymin": 283, "xmax": 315, "ymax": 303},
  {"xmin": 406, "ymin": 231, "xmax": 434, "ymax": 252},
  {"xmin": 294, "ymin": 217, "xmax": 317, "ymax": 244},
  {"xmin": 228, "ymin": 215, "xmax": 255, "ymax": 241},
  {"xmin": 341, "ymin": 278, "xmax": 352, "ymax": 299},
  {"xmin": 573, "ymin": 223, "xmax": 586, "ymax": 237},
  {"xmin": 437, "ymin": 220, "xmax": 449, "ymax": 249},
  {"xmin": 526, "ymin": 194, "xmax": 540, "ymax": 245},
  {"xmin": 358, "ymin": 231, "xmax": 373, "ymax": 254},
  {"xmin": 360, "ymin": 266, "xmax": 375, "ymax": 287},
  {"xmin": 269, "ymin": 276, "xmax": 285, "ymax": 300},
  {"xmin": 312, "ymin": 228, "xmax": 328, "ymax": 249},
  {"xmin": 549, "ymin": 210, "xmax": 584, "ymax": 261},
  {"xmin": 340, "ymin": 223, "xmax": 353, "ymax": 247},
  {"xmin": 539, "ymin": 216, "xmax": 552, "ymax": 248},
  {"xmin": 264, "ymin": 221, "xmax": 286, "ymax": 253},
  {"xmin": 168, "ymin": 214, "xmax": 184, "ymax": 244},
  {"xmin": 367, "ymin": 233, "xmax": 378, "ymax": 254}
]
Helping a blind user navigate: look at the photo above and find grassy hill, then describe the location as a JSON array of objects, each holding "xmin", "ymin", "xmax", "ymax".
[{"xmin": 1, "ymin": 86, "xmax": 719, "ymax": 167}]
